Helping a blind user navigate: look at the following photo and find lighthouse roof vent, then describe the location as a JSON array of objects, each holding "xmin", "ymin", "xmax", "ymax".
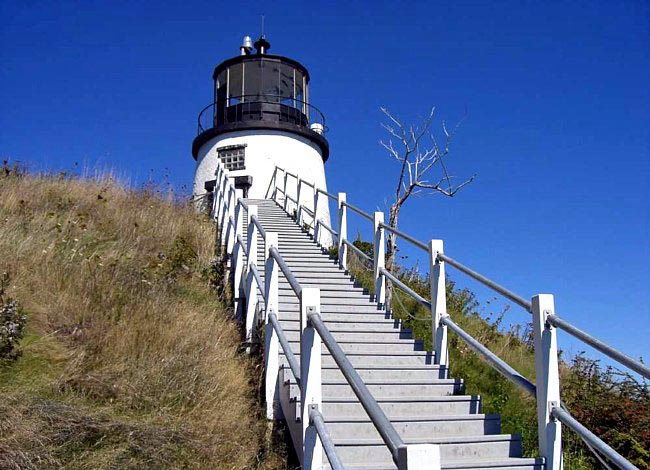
[{"xmin": 253, "ymin": 35, "xmax": 270, "ymax": 55}]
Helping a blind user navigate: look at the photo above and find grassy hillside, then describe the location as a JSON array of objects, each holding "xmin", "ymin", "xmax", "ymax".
[{"xmin": 0, "ymin": 167, "xmax": 288, "ymax": 469}]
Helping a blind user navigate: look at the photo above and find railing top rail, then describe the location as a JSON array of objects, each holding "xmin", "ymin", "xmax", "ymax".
[
  {"xmin": 309, "ymin": 408, "xmax": 345, "ymax": 470},
  {"xmin": 300, "ymin": 204, "xmax": 315, "ymax": 217},
  {"xmin": 309, "ymin": 312, "xmax": 404, "ymax": 463},
  {"xmin": 317, "ymin": 220, "xmax": 339, "ymax": 237},
  {"xmin": 317, "ymin": 188, "xmax": 337, "ymax": 200},
  {"xmin": 268, "ymin": 312, "xmax": 301, "ymax": 386},
  {"xmin": 250, "ymin": 263, "xmax": 265, "ymax": 301},
  {"xmin": 343, "ymin": 239, "xmax": 371, "ymax": 262},
  {"xmin": 299, "ymin": 178, "xmax": 315, "ymax": 188},
  {"xmin": 277, "ymin": 167, "xmax": 298, "ymax": 179},
  {"xmin": 251, "ymin": 215, "xmax": 267, "ymax": 240},
  {"xmin": 378, "ymin": 222, "xmax": 429, "ymax": 252},
  {"xmin": 547, "ymin": 314, "xmax": 650, "ymax": 379},
  {"xmin": 437, "ymin": 253, "xmax": 533, "ymax": 312},
  {"xmin": 237, "ymin": 197, "xmax": 249, "ymax": 211},
  {"xmin": 236, "ymin": 234, "xmax": 246, "ymax": 251},
  {"xmin": 269, "ymin": 246, "xmax": 302, "ymax": 296},
  {"xmin": 341, "ymin": 201, "xmax": 373, "ymax": 222},
  {"xmin": 442, "ymin": 316, "xmax": 537, "ymax": 397},
  {"xmin": 379, "ymin": 267, "xmax": 431, "ymax": 310},
  {"xmin": 551, "ymin": 406, "xmax": 636, "ymax": 470}
]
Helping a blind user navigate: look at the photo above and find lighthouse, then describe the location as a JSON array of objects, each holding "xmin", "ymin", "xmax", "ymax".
[{"xmin": 192, "ymin": 35, "xmax": 331, "ymax": 229}]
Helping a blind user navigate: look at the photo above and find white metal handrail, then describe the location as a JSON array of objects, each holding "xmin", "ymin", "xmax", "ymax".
[
  {"xmin": 309, "ymin": 407, "xmax": 345, "ymax": 470},
  {"xmin": 268, "ymin": 312, "xmax": 301, "ymax": 386},
  {"xmin": 316, "ymin": 187, "xmax": 337, "ymax": 200},
  {"xmin": 342, "ymin": 239, "xmax": 371, "ymax": 263}
]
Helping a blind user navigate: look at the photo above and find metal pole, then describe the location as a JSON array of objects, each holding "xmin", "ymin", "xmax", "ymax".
[
  {"xmin": 430, "ymin": 240, "xmax": 448, "ymax": 366},
  {"xmin": 532, "ymin": 294, "xmax": 562, "ymax": 470},
  {"xmin": 337, "ymin": 193, "xmax": 347, "ymax": 270},
  {"xmin": 301, "ymin": 288, "xmax": 323, "ymax": 470},
  {"xmin": 264, "ymin": 232, "xmax": 280, "ymax": 419},
  {"xmin": 374, "ymin": 212, "xmax": 386, "ymax": 307}
]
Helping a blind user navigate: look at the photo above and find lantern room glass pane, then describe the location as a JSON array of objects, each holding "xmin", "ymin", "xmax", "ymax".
[{"xmin": 228, "ymin": 63, "xmax": 243, "ymax": 103}]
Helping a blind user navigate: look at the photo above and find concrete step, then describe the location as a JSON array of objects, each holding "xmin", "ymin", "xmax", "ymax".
[
  {"xmin": 279, "ymin": 287, "xmax": 370, "ymax": 298},
  {"xmin": 294, "ymin": 395, "xmax": 482, "ymax": 418},
  {"xmin": 262, "ymin": 256, "xmax": 338, "ymax": 264},
  {"xmin": 322, "ymin": 414, "xmax": 501, "ymax": 440},
  {"xmin": 284, "ymin": 340, "xmax": 425, "ymax": 354},
  {"xmin": 323, "ymin": 457, "xmax": 544, "ymax": 470},
  {"xmin": 257, "ymin": 246, "xmax": 331, "ymax": 253},
  {"xmin": 279, "ymin": 319, "xmax": 406, "ymax": 331},
  {"xmin": 281, "ymin": 325, "xmax": 414, "ymax": 339},
  {"xmin": 330, "ymin": 434, "xmax": 523, "ymax": 464},
  {"xmin": 277, "ymin": 278, "xmax": 359, "ymax": 286},
  {"xmin": 281, "ymin": 351, "xmax": 434, "ymax": 367},
  {"xmin": 279, "ymin": 297, "xmax": 376, "ymax": 306},
  {"xmin": 260, "ymin": 263, "xmax": 343, "ymax": 272},
  {"xmin": 321, "ymin": 365, "xmax": 449, "ymax": 381},
  {"xmin": 278, "ymin": 304, "xmax": 385, "ymax": 314},
  {"xmin": 276, "ymin": 296, "xmax": 378, "ymax": 307},
  {"xmin": 260, "ymin": 268, "xmax": 348, "ymax": 277},
  {"xmin": 288, "ymin": 379, "xmax": 463, "ymax": 399}
]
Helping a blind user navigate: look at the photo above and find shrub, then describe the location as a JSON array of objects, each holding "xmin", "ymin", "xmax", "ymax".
[{"xmin": 0, "ymin": 272, "xmax": 27, "ymax": 363}]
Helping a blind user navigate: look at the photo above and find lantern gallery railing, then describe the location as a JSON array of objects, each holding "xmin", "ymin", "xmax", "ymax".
[
  {"xmin": 209, "ymin": 160, "xmax": 647, "ymax": 470},
  {"xmin": 263, "ymin": 165, "xmax": 647, "ymax": 470},
  {"xmin": 197, "ymin": 95, "xmax": 327, "ymax": 135}
]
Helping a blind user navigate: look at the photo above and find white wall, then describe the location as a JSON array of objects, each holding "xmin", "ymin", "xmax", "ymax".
[{"xmin": 194, "ymin": 130, "xmax": 332, "ymax": 244}]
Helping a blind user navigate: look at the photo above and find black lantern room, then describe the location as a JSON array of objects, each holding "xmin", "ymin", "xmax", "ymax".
[{"xmin": 192, "ymin": 36, "xmax": 328, "ymax": 160}]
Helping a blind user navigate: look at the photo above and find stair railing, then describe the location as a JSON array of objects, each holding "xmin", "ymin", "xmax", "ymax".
[
  {"xmin": 266, "ymin": 165, "xmax": 648, "ymax": 470},
  {"xmin": 264, "ymin": 239, "xmax": 440, "ymax": 470},
  {"xmin": 264, "ymin": 237, "xmax": 327, "ymax": 469},
  {"xmin": 213, "ymin": 172, "xmax": 442, "ymax": 469},
  {"xmin": 274, "ymin": 167, "xmax": 335, "ymax": 244}
]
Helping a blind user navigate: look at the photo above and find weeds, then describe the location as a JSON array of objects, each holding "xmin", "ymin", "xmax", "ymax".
[{"xmin": 0, "ymin": 170, "xmax": 285, "ymax": 469}]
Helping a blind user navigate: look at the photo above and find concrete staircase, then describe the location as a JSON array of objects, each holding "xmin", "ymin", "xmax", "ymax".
[{"xmin": 242, "ymin": 198, "xmax": 544, "ymax": 470}]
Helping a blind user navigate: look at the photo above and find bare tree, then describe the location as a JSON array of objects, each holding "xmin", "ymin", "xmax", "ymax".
[{"xmin": 380, "ymin": 106, "xmax": 475, "ymax": 308}]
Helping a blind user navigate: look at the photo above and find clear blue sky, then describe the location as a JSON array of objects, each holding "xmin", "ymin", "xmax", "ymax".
[{"xmin": 1, "ymin": 1, "xmax": 648, "ymax": 365}]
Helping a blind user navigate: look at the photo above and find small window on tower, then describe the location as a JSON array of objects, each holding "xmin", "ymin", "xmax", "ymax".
[{"xmin": 217, "ymin": 144, "xmax": 246, "ymax": 171}]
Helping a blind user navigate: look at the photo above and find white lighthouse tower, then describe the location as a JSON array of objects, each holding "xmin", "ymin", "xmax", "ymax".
[{"xmin": 192, "ymin": 35, "xmax": 331, "ymax": 229}]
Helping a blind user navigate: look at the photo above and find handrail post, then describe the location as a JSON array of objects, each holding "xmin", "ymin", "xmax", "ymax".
[
  {"xmin": 244, "ymin": 269, "xmax": 257, "ymax": 353},
  {"xmin": 232, "ymin": 199, "xmax": 244, "ymax": 318},
  {"xmin": 373, "ymin": 212, "xmax": 386, "ymax": 307},
  {"xmin": 271, "ymin": 167, "xmax": 279, "ymax": 201},
  {"xmin": 430, "ymin": 240, "xmax": 448, "ymax": 366},
  {"xmin": 264, "ymin": 232, "xmax": 280, "ymax": 419},
  {"xmin": 225, "ymin": 186, "xmax": 236, "ymax": 255},
  {"xmin": 218, "ymin": 173, "xmax": 229, "ymax": 246},
  {"xmin": 337, "ymin": 193, "xmax": 347, "ymax": 270},
  {"xmin": 532, "ymin": 294, "xmax": 562, "ymax": 470},
  {"xmin": 301, "ymin": 288, "xmax": 323, "ymax": 469},
  {"xmin": 297, "ymin": 179, "xmax": 304, "ymax": 226},
  {"xmin": 213, "ymin": 166, "xmax": 223, "ymax": 222},
  {"xmin": 313, "ymin": 189, "xmax": 321, "ymax": 245},
  {"xmin": 246, "ymin": 206, "xmax": 258, "ymax": 271},
  {"xmin": 397, "ymin": 444, "xmax": 441, "ymax": 470},
  {"xmin": 283, "ymin": 171, "xmax": 289, "ymax": 212},
  {"xmin": 244, "ymin": 205, "xmax": 258, "ymax": 352},
  {"xmin": 210, "ymin": 169, "xmax": 219, "ymax": 219}
]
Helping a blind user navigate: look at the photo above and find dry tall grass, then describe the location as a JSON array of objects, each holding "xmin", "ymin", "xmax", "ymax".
[{"xmin": 0, "ymin": 171, "xmax": 287, "ymax": 469}]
